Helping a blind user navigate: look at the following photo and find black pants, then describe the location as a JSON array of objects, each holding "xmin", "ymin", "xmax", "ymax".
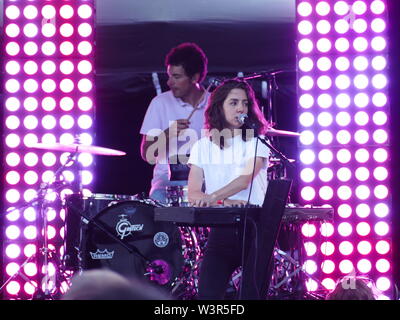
[{"xmin": 198, "ymin": 225, "xmax": 252, "ymax": 300}]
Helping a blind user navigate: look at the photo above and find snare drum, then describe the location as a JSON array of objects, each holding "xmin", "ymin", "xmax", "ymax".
[
  {"xmin": 166, "ymin": 185, "xmax": 189, "ymax": 207},
  {"xmin": 64, "ymin": 193, "xmax": 200, "ymax": 297}
]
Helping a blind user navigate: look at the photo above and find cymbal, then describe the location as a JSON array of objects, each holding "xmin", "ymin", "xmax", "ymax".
[
  {"xmin": 31, "ymin": 142, "xmax": 126, "ymax": 156},
  {"xmin": 266, "ymin": 128, "xmax": 301, "ymax": 137}
]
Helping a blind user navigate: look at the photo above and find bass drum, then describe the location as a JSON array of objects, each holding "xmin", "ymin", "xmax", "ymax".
[{"xmin": 80, "ymin": 200, "xmax": 199, "ymax": 297}]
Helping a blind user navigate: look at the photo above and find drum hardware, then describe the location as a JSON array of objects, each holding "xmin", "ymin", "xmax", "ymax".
[{"xmin": 0, "ymin": 151, "xmax": 79, "ymax": 299}]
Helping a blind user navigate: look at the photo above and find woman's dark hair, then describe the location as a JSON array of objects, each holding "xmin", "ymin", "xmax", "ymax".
[
  {"xmin": 205, "ymin": 79, "xmax": 269, "ymax": 148},
  {"xmin": 165, "ymin": 42, "xmax": 208, "ymax": 82},
  {"xmin": 326, "ymin": 278, "xmax": 376, "ymax": 300}
]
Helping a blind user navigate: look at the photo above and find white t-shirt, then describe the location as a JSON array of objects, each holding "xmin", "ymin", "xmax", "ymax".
[
  {"xmin": 188, "ymin": 134, "xmax": 271, "ymax": 206},
  {"xmin": 140, "ymin": 90, "xmax": 210, "ymax": 193}
]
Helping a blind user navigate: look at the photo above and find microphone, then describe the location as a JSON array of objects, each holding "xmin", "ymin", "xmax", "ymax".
[{"xmin": 237, "ymin": 113, "xmax": 259, "ymax": 131}]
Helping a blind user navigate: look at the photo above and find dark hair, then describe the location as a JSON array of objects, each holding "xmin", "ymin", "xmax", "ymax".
[
  {"xmin": 165, "ymin": 42, "xmax": 208, "ymax": 82},
  {"xmin": 326, "ymin": 278, "xmax": 376, "ymax": 300},
  {"xmin": 205, "ymin": 79, "xmax": 269, "ymax": 148}
]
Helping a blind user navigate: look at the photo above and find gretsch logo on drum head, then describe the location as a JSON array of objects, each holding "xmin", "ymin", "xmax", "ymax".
[
  {"xmin": 116, "ymin": 214, "xmax": 144, "ymax": 239},
  {"xmin": 153, "ymin": 232, "xmax": 169, "ymax": 248}
]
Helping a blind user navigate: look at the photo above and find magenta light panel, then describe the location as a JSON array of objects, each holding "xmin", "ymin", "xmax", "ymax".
[
  {"xmin": 296, "ymin": 0, "xmax": 391, "ymax": 298},
  {"xmin": 2, "ymin": 0, "xmax": 95, "ymax": 299}
]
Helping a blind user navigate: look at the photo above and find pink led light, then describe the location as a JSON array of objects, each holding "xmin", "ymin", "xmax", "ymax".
[
  {"xmin": 371, "ymin": 1, "xmax": 386, "ymax": 14},
  {"xmin": 5, "ymin": 225, "xmax": 20, "ymax": 240},
  {"xmin": 319, "ymin": 168, "xmax": 333, "ymax": 182},
  {"xmin": 353, "ymin": 1, "xmax": 367, "ymax": 15},
  {"xmin": 338, "ymin": 260, "xmax": 354, "ymax": 274},
  {"xmin": 334, "ymin": 19, "xmax": 349, "ymax": 34},
  {"xmin": 6, "ymin": 23, "xmax": 20, "ymax": 38},
  {"xmin": 319, "ymin": 186, "xmax": 334, "ymax": 200},
  {"xmin": 42, "ymin": 5, "xmax": 56, "ymax": 19},
  {"xmin": 317, "ymin": 130, "xmax": 333, "ymax": 145},
  {"xmin": 23, "ymin": 23, "xmax": 39, "ymax": 38},
  {"xmin": 376, "ymin": 240, "xmax": 390, "ymax": 255},
  {"xmin": 60, "ymin": 60, "xmax": 74, "ymax": 74},
  {"xmin": 6, "ymin": 133, "xmax": 21, "ymax": 148},
  {"xmin": 337, "ymin": 204, "xmax": 352, "ymax": 218},
  {"xmin": 355, "ymin": 167, "xmax": 370, "ymax": 182},
  {"xmin": 372, "ymin": 74, "xmax": 387, "ymax": 89},
  {"xmin": 376, "ymin": 277, "xmax": 391, "ymax": 292},
  {"xmin": 60, "ymin": 41, "xmax": 74, "ymax": 55},
  {"xmin": 41, "ymin": 134, "xmax": 57, "ymax": 145},
  {"xmin": 299, "ymin": 94, "xmax": 314, "ymax": 109},
  {"xmin": 355, "ymin": 185, "xmax": 371, "ymax": 200},
  {"xmin": 60, "ymin": 133, "xmax": 75, "ymax": 145},
  {"xmin": 357, "ymin": 259, "xmax": 372, "ymax": 274},
  {"xmin": 24, "ymin": 79, "xmax": 39, "ymax": 94},
  {"xmin": 299, "ymin": 130, "xmax": 314, "ymax": 145},
  {"xmin": 24, "ymin": 244, "xmax": 37, "ymax": 258},
  {"xmin": 334, "ymin": 1, "xmax": 350, "ymax": 16},
  {"xmin": 371, "ymin": 36, "xmax": 387, "ymax": 51},
  {"xmin": 78, "ymin": 23, "xmax": 93, "ymax": 37},
  {"xmin": 23, "ymin": 133, "xmax": 39, "ymax": 147},
  {"xmin": 335, "ymin": 56, "xmax": 350, "ymax": 71},
  {"xmin": 60, "ymin": 97, "xmax": 74, "ymax": 111},
  {"xmin": 42, "ymin": 23, "xmax": 56, "ymax": 37},
  {"xmin": 320, "ymin": 222, "xmax": 334, "ymax": 237},
  {"xmin": 6, "ymin": 61, "xmax": 20, "ymax": 75},
  {"xmin": 372, "ymin": 92, "xmax": 387, "ymax": 107},
  {"xmin": 304, "ymin": 242, "xmax": 317, "ymax": 257},
  {"xmin": 317, "ymin": 38, "xmax": 332, "ymax": 53},
  {"xmin": 6, "ymin": 281, "xmax": 20, "ymax": 295},
  {"xmin": 41, "ymin": 41, "xmax": 56, "ymax": 56},
  {"xmin": 374, "ymin": 203, "xmax": 389, "ymax": 218},
  {"xmin": 6, "ymin": 79, "xmax": 20, "ymax": 93},
  {"xmin": 6, "ymin": 244, "xmax": 21, "ymax": 259},
  {"xmin": 301, "ymin": 223, "xmax": 317, "ymax": 237},
  {"xmin": 42, "ymin": 97, "xmax": 56, "ymax": 111},
  {"xmin": 60, "ymin": 79, "xmax": 75, "ymax": 93},
  {"xmin": 6, "ymin": 42, "xmax": 20, "ymax": 56},
  {"xmin": 337, "ymin": 222, "xmax": 352, "ymax": 237},
  {"xmin": 373, "ymin": 166, "xmax": 388, "ymax": 181},
  {"xmin": 60, "ymin": 5, "xmax": 74, "ymax": 19},
  {"xmin": 374, "ymin": 185, "xmax": 389, "ymax": 200},
  {"xmin": 5, "ymin": 5, "xmax": 20, "ymax": 19},
  {"xmin": 42, "ymin": 152, "xmax": 57, "ymax": 167},
  {"xmin": 321, "ymin": 260, "xmax": 335, "ymax": 274},
  {"xmin": 317, "ymin": 75, "xmax": 332, "ymax": 90},
  {"xmin": 353, "ymin": 19, "xmax": 368, "ymax": 33},
  {"xmin": 336, "ymin": 148, "xmax": 351, "ymax": 164},
  {"xmin": 42, "ymin": 79, "xmax": 57, "ymax": 93},
  {"xmin": 336, "ymin": 130, "xmax": 351, "ymax": 145},
  {"xmin": 337, "ymin": 185, "xmax": 352, "ymax": 200},
  {"xmin": 336, "ymin": 112, "xmax": 351, "ymax": 126},
  {"xmin": 78, "ymin": 41, "xmax": 93, "ymax": 56},
  {"xmin": 297, "ymin": 2, "xmax": 312, "ymax": 17},
  {"xmin": 339, "ymin": 241, "xmax": 353, "ymax": 256},
  {"xmin": 371, "ymin": 18, "xmax": 386, "ymax": 33},
  {"xmin": 23, "ymin": 207, "xmax": 36, "ymax": 222},
  {"xmin": 6, "ymin": 171, "xmax": 20, "ymax": 185},
  {"xmin": 5, "ymin": 115, "xmax": 20, "ymax": 130},
  {"xmin": 354, "ymin": 93, "xmax": 370, "ymax": 108},
  {"xmin": 299, "ymin": 112, "xmax": 314, "ymax": 127},
  {"xmin": 317, "ymin": 93, "xmax": 333, "ymax": 108},
  {"xmin": 78, "ymin": 60, "xmax": 93, "ymax": 75},
  {"xmin": 6, "ymin": 153, "xmax": 21, "ymax": 167},
  {"xmin": 318, "ymin": 149, "xmax": 333, "ymax": 164},
  {"xmin": 60, "ymin": 23, "xmax": 74, "ymax": 37},
  {"xmin": 372, "ymin": 56, "xmax": 387, "ymax": 71},
  {"xmin": 317, "ymin": 57, "xmax": 332, "ymax": 71},
  {"xmin": 24, "ymin": 171, "xmax": 39, "ymax": 185},
  {"xmin": 354, "ymin": 74, "xmax": 369, "ymax": 89},
  {"xmin": 42, "ymin": 115, "xmax": 57, "ymax": 130},
  {"xmin": 335, "ymin": 38, "xmax": 350, "ymax": 52},
  {"xmin": 357, "ymin": 241, "xmax": 372, "ymax": 255},
  {"xmin": 335, "ymin": 93, "xmax": 351, "ymax": 108},
  {"xmin": 316, "ymin": 1, "xmax": 330, "ymax": 16},
  {"xmin": 298, "ymin": 20, "xmax": 313, "ymax": 35},
  {"xmin": 24, "ymin": 153, "xmax": 39, "ymax": 167},
  {"xmin": 24, "ymin": 263, "xmax": 38, "ymax": 277},
  {"xmin": 298, "ymin": 39, "xmax": 314, "ymax": 54},
  {"xmin": 355, "ymin": 148, "xmax": 369, "ymax": 163},
  {"xmin": 24, "ymin": 97, "xmax": 39, "ymax": 112},
  {"xmin": 303, "ymin": 260, "xmax": 318, "ymax": 275},
  {"xmin": 6, "ymin": 97, "xmax": 21, "ymax": 112},
  {"xmin": 356, "ymin": 222, "xmax": 371, "ymax": 236},
  {"xmin": 322, "ymin": 278, "xmax": 336, "ymax": 290},
  {"xmin": 60, "ymin": 115, "xmax": 75, "ymax": 130},
  {"xmin": 376, "ymin": 259, "xmax": 390, "ymax": 273},
  {"xmin": 353, "ymin": 37, "xmax": 369, "ymax": 52},
  {"xmin": 375, "ymin": 221, "xmax": 389, "ymax": 236},
  {"xmin": 356, "ymin": 203, "xmax": 371, "ymax": 218},
  {"xmin": 300, "ymin": 168, "xmax": 315, "ymax": 183},
  {"xmin": 298, "ymin": 57, "xmax": 313, "ymax": 73},
  {"xmin": 320, "ymin": 242, "xmax": 335, "ymax": 257},
  {"xmin": 23, "ymin": 225, "xmax": 37, "ymax": 240},
  {"xmin": 317, "ymin": 112, "xmax": 333, "ymax": 127},
  {"xmin": 41, "ymin": 60, "xmax": 56, "ymax": 75}
]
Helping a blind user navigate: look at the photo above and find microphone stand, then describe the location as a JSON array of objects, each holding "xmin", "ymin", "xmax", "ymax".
[{"xmin": 257, "ymin": 136, "xmax": 295, "ymax": 170}]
